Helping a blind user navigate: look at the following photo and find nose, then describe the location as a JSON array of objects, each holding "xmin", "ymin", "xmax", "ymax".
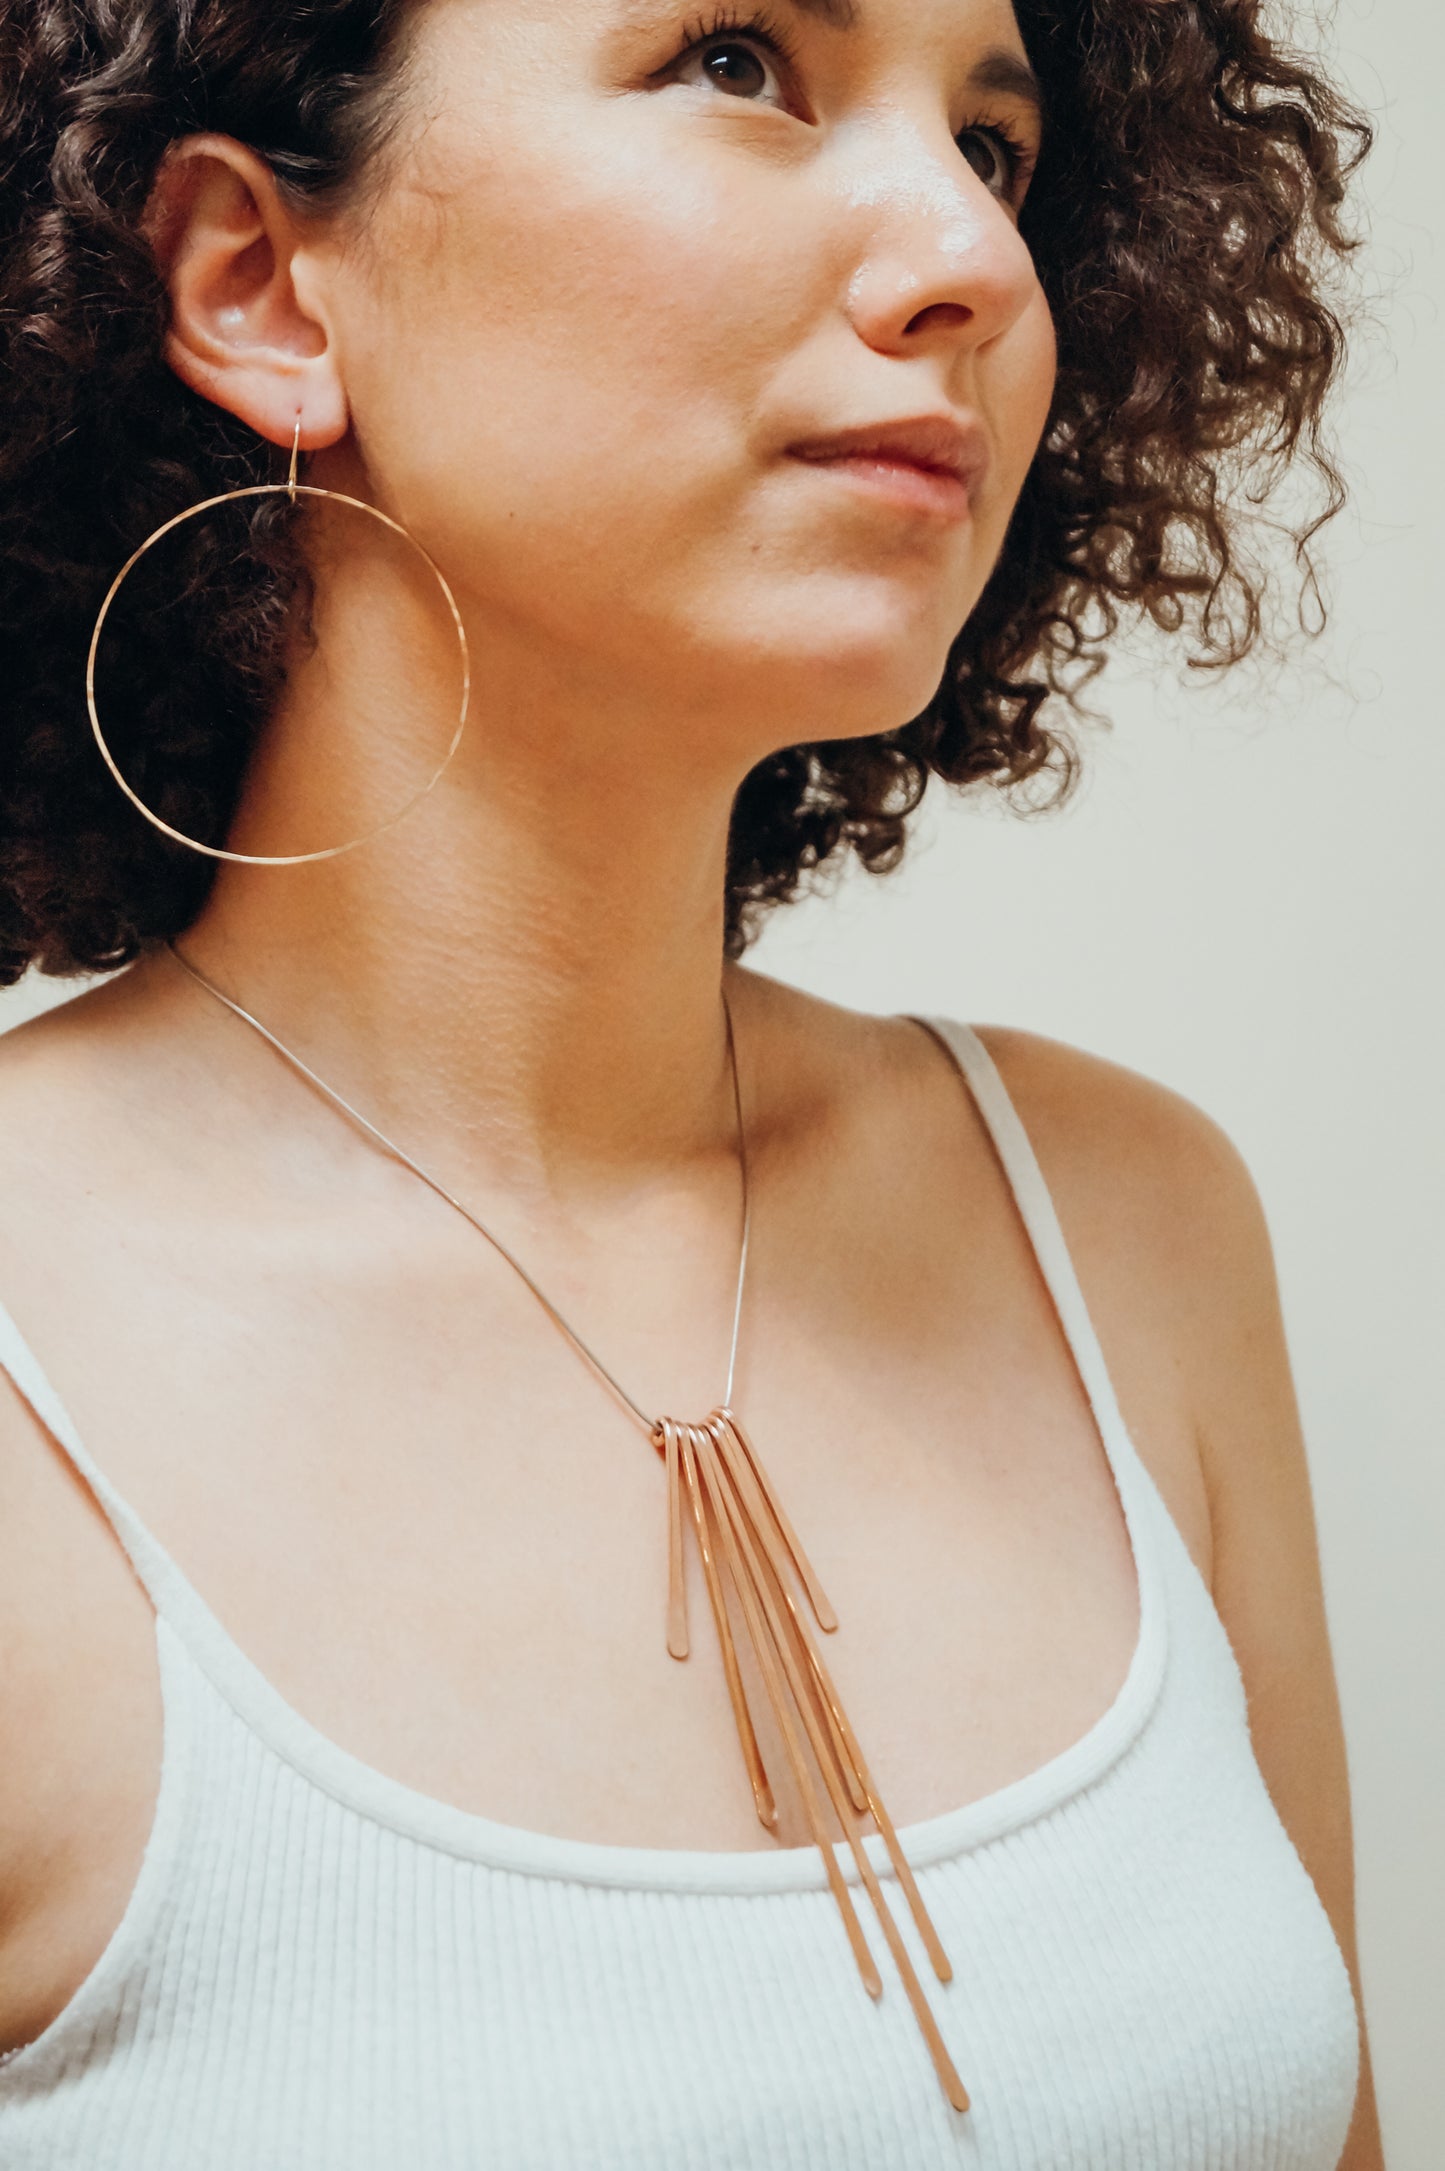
[{"xmin": 835, "ymin": 111, "xmax": 1040, "ymax": 360}]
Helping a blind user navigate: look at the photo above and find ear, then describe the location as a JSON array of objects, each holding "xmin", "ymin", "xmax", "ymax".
[{"xmin": 142, "ymin": 134, "xmax": 349, "ymax": 456}]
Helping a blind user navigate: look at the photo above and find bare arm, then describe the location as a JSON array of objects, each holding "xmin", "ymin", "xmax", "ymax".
[
  {"xmin": 979, "ymin": 1027, "xmax": 1385, "ymax": 2169},
  {"xmin": 1181, "ymin": 1120, "xmax": 1384, "ymax": 2170}
]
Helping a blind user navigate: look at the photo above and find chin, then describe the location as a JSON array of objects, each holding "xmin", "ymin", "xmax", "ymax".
[
  {"xmin": 771, "ymin": 621, "xmax": 966, "ymax": 732},
  {"xmin": 629, "ymin": 580, "xmax": 977, "ymax": 748}
]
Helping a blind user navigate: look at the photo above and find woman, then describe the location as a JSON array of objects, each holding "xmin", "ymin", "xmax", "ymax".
[{"xmin": 0, "ymin": 0, "xmax": 1383, "ymax": 2162}]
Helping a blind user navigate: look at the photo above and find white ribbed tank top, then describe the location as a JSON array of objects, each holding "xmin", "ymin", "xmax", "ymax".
[{"xmin": 0, "ymin": 1019, "xmax": 1360, "ymax": 2170}]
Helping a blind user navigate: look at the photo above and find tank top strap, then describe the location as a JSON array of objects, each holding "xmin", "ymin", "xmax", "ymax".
[
  {"xmin": 909, "ymin": 1017, "xmax": 1141, "ymax": 1483},
  {"xmin": 0, "ymin": 1294, "xmax": 192, "ymax": 1621},
  {"xmin": 0, "ymin": 1026, "xmax": 1148, "ymax": 1615}
]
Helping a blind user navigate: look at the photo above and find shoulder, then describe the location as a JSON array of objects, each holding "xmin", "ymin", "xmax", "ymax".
[
  {"xmin": 740, "ymin": 975, "xmax": 1280, "ymax": 1493},
  {"xmin": 0, "ymin": 958, "xmax": 192, "ymax": 1213},
  {"xmin": 964, "ymin": 1020, "xmax": 1279, "ymax": 1323},
  {"xmin": 949, "ymin": 1024, "xmax": 1293, "ymax": 1506},
  {"xmin": 964, "ymin": 1020, "xmax": 1265, "ymax": 1245},
  {"xmin": 0, "ymin": 981, "xmax": 181, "ymax": 2052},
  {"xmin": 738, "ymin": 966, "xmax": 1259, "ymax": 1212},
  {"xmin": 955, "ymin": 1026, "xmax": 1375, "ymax": 2139},
  {"xmin": 734, "ymin": 970, "xmax": 1274, "ymax": 1319},
  {"xmin": 745, "ymin": 979, "xmax": 1317, "ymax": 1612},
  {"xmin": 849, "ymin": 996, "xmax": 1278, "ymax": 1396}
]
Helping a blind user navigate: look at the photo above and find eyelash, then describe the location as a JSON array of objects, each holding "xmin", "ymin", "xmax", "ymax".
[
  {"xmin": 672, "ymin": 7, "xmax": 1037, "ymax": 195},
  {"xmin": 958, "ymin": 114, "xmax": 1035, "ymax": 195},
  {"xmin": 678, "ymin": 6, "xmax": 802, "ymax": 71}
]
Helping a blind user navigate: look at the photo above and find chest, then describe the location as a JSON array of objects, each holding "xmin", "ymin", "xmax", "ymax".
[
  {"xmin": 0, "ymin": 1085, "xmax": 1215, "ymax": 2058},
  {"xmin": 5, "ymin": 1541, "xmax": 1361, "ymax": 2171},
  {"xmin": 18, "ymin": 1179, "xmax": 1207, "ymax": 1852}
]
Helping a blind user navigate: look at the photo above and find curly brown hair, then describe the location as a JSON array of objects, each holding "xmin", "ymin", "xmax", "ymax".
[{"xmin": 0, "ymin": 0, "xmax": 1371, "ymax": 982}]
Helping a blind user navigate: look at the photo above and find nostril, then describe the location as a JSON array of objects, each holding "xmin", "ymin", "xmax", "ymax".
[{"xmin": 904, "ymin": 301, "xmax": 973, "ymax": 336}]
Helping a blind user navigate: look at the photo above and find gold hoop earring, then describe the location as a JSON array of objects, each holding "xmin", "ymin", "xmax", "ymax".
[{"xmin": 84, "ymin": 413, "xmax": 471, "ymax": 866}]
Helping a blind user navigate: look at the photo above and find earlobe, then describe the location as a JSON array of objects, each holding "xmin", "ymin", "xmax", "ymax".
[{"xmin": 143, "ymin": 134, "xmax": 348, "ymax": 454}]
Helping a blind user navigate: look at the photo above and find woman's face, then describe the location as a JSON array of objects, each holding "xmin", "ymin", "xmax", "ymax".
[{"xmin": 323, "ymin": 0, "xmax": 1056, "ymax": 763}]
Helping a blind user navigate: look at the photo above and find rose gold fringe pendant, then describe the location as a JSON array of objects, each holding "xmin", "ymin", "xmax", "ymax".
[
  {"xmin": 155, "ymin": 950, "xmax": 967, "ymax": 2101},
  {"xmin": 161, "ymin": 945, "xmax": 969, "ymax": 2110},
  {"xmin": 653, "ymin": 1407, "xmax": 970, "ymax": 2114}
]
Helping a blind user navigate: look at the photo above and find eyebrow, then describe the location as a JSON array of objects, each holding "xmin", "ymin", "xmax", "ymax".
[
  {"xmin": 788, "ymin": 1, "xmax": 1043, "ymax": 115},
  {"xmin": 965, "ymin": 49, "xmax": 1044, "ymax": 117}
]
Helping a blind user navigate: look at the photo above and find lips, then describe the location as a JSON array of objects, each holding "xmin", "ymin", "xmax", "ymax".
[{"xmin": 784, "ymin": 414, "xmax": 988, "ymax": 496}]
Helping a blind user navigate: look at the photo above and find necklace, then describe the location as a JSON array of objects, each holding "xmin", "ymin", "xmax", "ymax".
[{"xmin": 165, "ymin": 938, "xmax": 969, "ymax": 2113}]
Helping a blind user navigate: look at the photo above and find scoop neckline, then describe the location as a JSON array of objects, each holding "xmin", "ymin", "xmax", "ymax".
[
  {"xmin": 0, "ymin": 1015, "xmax": 1173, "ymax": 1897},
  {"xmin": 150, "ymin": 1391, "xmax": 1170, "ymax": 1896},
  {"xmin": 0, "ymin": 1434, "xmax": 1174, "ymax": 2099}
]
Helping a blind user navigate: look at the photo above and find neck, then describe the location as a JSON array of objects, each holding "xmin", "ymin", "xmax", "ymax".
[{"xmin": 167, "ymin": 585, "xmax": 760, "ymax": 1202}]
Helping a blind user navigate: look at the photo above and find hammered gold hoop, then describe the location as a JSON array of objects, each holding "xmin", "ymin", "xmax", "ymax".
[{"xmin": 84, "ymin": 415, "xmax": 471, "ymax": 866}]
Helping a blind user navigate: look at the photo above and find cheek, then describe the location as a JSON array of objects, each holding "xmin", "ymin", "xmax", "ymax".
[
  {"xmin": 336, "ymin": 74, "xmax": 1060, "ymax": 731},
  {"xmin": 970, "ymin": 282, "xmax": 1055, "ymax": 560},
  {"xmin": 993, "ymin": 285, "xmax": 1056, "ymax": 482},
  {"xmin": 345, "ymin": 112, "xmax": 804, "ymax": 607}
]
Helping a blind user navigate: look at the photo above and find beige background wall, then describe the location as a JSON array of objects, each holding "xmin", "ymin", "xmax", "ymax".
[{"xmin": 2, "ymin": 0, "xmax": 1438, "ymax": 2159}]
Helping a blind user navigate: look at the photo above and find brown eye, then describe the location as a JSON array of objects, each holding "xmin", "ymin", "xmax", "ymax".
[
  {"xmin": 957, "ymin": 127, "xmax": 1012, "ymax": 196},
  {"xmin": 675, "ymin": 35, "xmax": 788, "ymax": 106},
  {"xmin": 702, "ymin": 41, "xmax": 771, "ymax": 96}
]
